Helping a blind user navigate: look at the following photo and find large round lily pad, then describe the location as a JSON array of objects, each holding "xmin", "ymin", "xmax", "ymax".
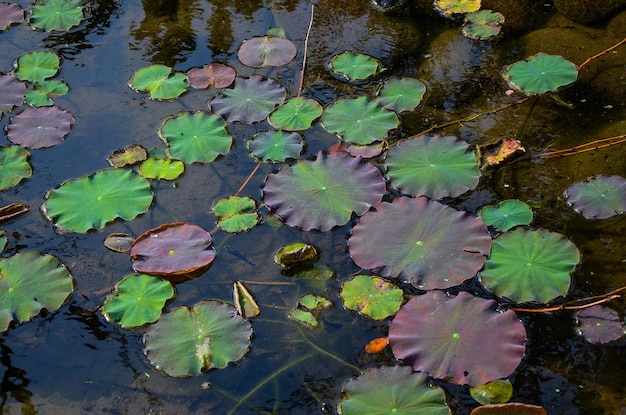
[
  {"xmin": 30, "ymin": 0, "xmax": 85, "ymax": 32},
  {"xmin": 0, "ymin": 146, "xmax": 31, "ymax": 190},
  {"xmin": 7, "ymin": 106, "xmax": 74, "ymax": 148},
  {"xmin": 340, "ymin": 274, "xmax": 404, "ymax": 320},
  {"xmin": 263, "ymin": 151, "xmax": 386, "ymax": 231},
  {"xmin": 144, "ymin": 300, "xmax": 252, "ymax": 377},
  {"xmin": 575, "ymin": 305, "xmax": 624, "ymax": 344},
  {"xmin": 14, "ymin": 50, "xmax": 60, "ymax": 82},
  {"xmin": 237, "ymin": 36, "xmax": 297, "ymax": 68},
  {"xmin": 502, "ymin": 53, "xmax": 578, "ymax": 95},
  {"xmin": 375, "ymin": 77, "xmax": 426, "ymax": 113},
  {"xmin": 128, "ymin": 64, "xmax": 189, "ymax": 100},
  {"xmin": 349, "ymin": 196, "xmax": 492, "ymax": 290},
  {"xmin": 389, "ymin": 291, "xmax": 527, "ymax": 386},
  {"xmin": 479, "ymin": 200, "xmax": 533, "ymax": 232},
  {"xmin": 564, "ymin": 175, "xmax": 626, "ymax": 219},
  {"xmin": 268, "ymin": 96, "xmax": 323, "ymax": 131}
]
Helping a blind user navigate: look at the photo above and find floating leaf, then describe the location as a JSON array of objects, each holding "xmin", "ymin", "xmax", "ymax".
[
  {"xmin": 479, "ymin": 228, "xmax": 580, "ymax": 303},
  {"xmin": 102, "ymin": 273, "xmax": 174, "ymax": 328},
  {"xmin": 107, "ymin": 144, "xmax": 147, "ymax": 168},
  {"xmin": 0, "ymin": 74, "xmax": 25, "ymax": 116},
  {"xmin": 159, "ymin": 111, "xmax": 233, "ymax": 163},
  {"xmin": 263, "ymin": 151, "xmax": 386, "ymax": 231},
  {"xmin": 144, "ymin": 300, "xmax": 252, "ymax": 377},
  {"xmin": 349, "ymin": 196, "xmax": 492, "ymax": 290},
  {"xmin": 503, "ymin": 53, "xmax": 578, "ymax": 95},
  {"xmin": 187, "ymin": 64, "xmax": 235, "ymax": 89},
  {"xmin": 0, "ymin": 203, "xmax": 29, "ymax": 223},
  {"xmin": 0, "ymin": 146, "xmax": 31, "ymax": 190},
  {"xmin": 14, "ymin": 50, "xmax": 60, "ymax": 82},
  {"xmin": 470, "ymin": 403, "xmax": 547, "ymax": 415},
  {"xmin": 329, "ymin": 51, "xmax": 383, "ymax": 82},
  {"xmin": 298, "ymin": 294, "xmax": 331, "ymax": 310},
  {"xmin": 289, "ymin": 294, "xmax": 331, "ymax": 328},
  {"xmin": 7, "ymin": 106, "xmax": 74, "ymax": 148},
  {"xmin": 131, "ymin": 222, "xmax": 216, "ymax": 276},
  {"xmin": 274, "ymin": 242, "xmax": 319, "ymax": 269},
  {"xmin": 139, "ymin": 157, "xmax": 185, "ymax": 180},
  {"xmin": 42, "ymin": 169, "xmax": 153, "ymax": 233},
  {"xmin": 233, "ymin": 281, "xmax": 260, "ymax": 319},
  {"xmin": 212, "ymin": 195, "xmax": 259, "ymax": 233},
  {"xmin": 478, "ymin": 136, "xmax": 526, "ymax": 168},
  {"xmin": 340, "ymin": 274, "xmax": 403, "ymax": 320},
  {"xmin": 433, "ymin": 0, "xmax": 481, "ymax": 16},
  {"xmin": 338, "ymin": 366, "xmax": 451, "ymax": 415},
  {"xmin": 104, "ymin": 233, "xmax": 134, "ymax": 253},
  {"xmin": 237, "ymin": 36, "xmax": 297, "ymax": 68},
  {"xmin": 575, "ymin": 305, "xmax": 624, "ymax": 344},
  {"xmin": 479, "ymin": 200, "xmax": 533, "ymax": 232},
  {"xmin": 247, "ymin": 130, "xmax": 304, "ymax": 162},
  {"xmin": 470, "ymin": 379, "xmax": 513, "ymax": 405},
  {"xmin": 321, "ymin": 97, "xmax": 398, "ymax": 145},
  {"xmin": 0, "ymin": 252, "xmax": 73, "ymax": 332},
  {"xmin": 389, "ymin": 291, "xmax": 526, "ymax": 386},
  {"xmin": 129, "ymin": 64, "xmax": 189, "ymax": 100},
  {"xmin": 24, "ymin": 80, "xmax": 69, "ymax": 107},
  {"xmin": 0, "ymin": 2, "xmax": 24, "ymax": 30},
  {"xmin": 268, "ymin": 96, "xmax": 323, "ymax": 131},
  {"xmin": 385, "ymin": 135, "xmax": 481, "ymax": 199},
  {"xmin": 375, "ymin": 77, "xmax": 426, "ymax": 113},
  {"xmin": 565, "ymin": 175, "xmax": 626, "ymax": 219},
  {"xmin": 462, "ymin": 10, "xmax": 504, "ymax": 40},
  {"xmin": 30, "ymin": 0, "xmax": 84, "ymax": 32}
]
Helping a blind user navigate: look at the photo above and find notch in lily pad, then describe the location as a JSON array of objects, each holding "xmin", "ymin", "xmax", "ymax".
[
  {"xmin": 237, "ymin": 36, "xmax": 297, "ymax": 68},
  {"xmin": 329, "ymin": 51, "xmax": 384, "ymax": 82},
  {"xmin": 129, "ymin": 64, "xmax": 189, "ymax": 100},
  {"xmin": 502, "ymin": 53, "xmax": 578, "ymax": 95},
  {"xmin": 479, "ymin": 199, "xmax": 533, "ymax": 232},
  {"xmin": 575, "ymin": 305, "xmax": 624, "ymax": 344},
  {"xmin": 14, "ymin": 50, "xmax": 60, "ymax": 82},
  {"xmin": 340, "ymin": 274, "xmax": 403, "ymax": 320},
  {"xmin": 288, "ymin": 293, "xmax": 332, "ymax": 328},
  {"xmin": 212, "ymin": 195, "xmax": 259, "ymax": 233},
  {"xmin": 375, "ymin": 77, "xmax": 426, "ymax": 113}
]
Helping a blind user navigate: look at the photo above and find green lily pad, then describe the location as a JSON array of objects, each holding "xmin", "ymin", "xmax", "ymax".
[
  {"xmin": 7, "ymin": 106, "xmax": 74, "ymax": 148},
  {"xmin": 288, "ymin": 308, "xmax": 319, "ymax": 328},
  {"xmin": 470, "ymin": 379, "xmax": 513, "ymax": 405},
  {"xmin": 462, "ymin": 10, "xmax": 504, "ymax": 40},
  {"xmin": 212, "ymin": 195, "xmax": 259, "ymax": 233},
  {"xmin": 341, "ymin": 275, "xmax": 403, "ymax": 320},
  {"xmin": 289, "ymin": 294, "xmax": 332, "ymax": 328},
  {"xmin": 159, "ymin": 111, "xmax": 233, "ymax": 164},
  {"xmin": 479, "ymin": 228, "xmax": 580, "ymax": 303},
  {"xmin": 30, "ymin": 0, "xmax": 84, "ymax": 32},
  {"xmin": 385, "ymin": 134, "xmax": 481, "ymax": 199},
  {"xmin": 128, "ymin": 64, "xmax": 189, "ymax": 100},
  {"xmin": 139, "ymin": 157, "xmax": 185, "ymax": 180},
  {"xmin": 274, "ymin": 242, "xmax": 320, "ymax": 269},
  {"xmin": 0, "ymin": 74, "xmax": 26, "ymax": 115},
  {"xmin": 187, "ymin": 63, "xmax": 235, "ymax": 89},
  {"xmin": 565, "ymin": 175, "xmax": 626, "ymax": 219},
  {"xmin": 0, "ymin": 146, "xmax": 32, "ymax": 190},
  {"xmin": 338, "ymin": 366, "xmax": 451, "ymax": 415},
  {"xmin": 144, "ymin": 300, "xmax": 252, "ymax": 377},
  {"xmin": 433, "ymin": 0, "xmax": 481, "ymax": 16},
  {"xmin": 298, "ymin": 294, "xmax": 332, "ymax": 310},
  {"xmin": 329, "ymin": 51, "xmax": 383, "ymax": 82},
  {"xmin": 479, "ymin": 200, "xmax": 533, "ymax": 232},
  {"xmin": 0, "ymin": 229, "xmax": 6, "ymax": 253},
  {"xmin": 103, "ymin": 233, "xmax": 134, "ymax": 253},
  {"xmin": 102, "ymin": 273, "xmax": 175, "ymax": 328},
  {"xmin": 247, "ymin": 130, "xmax": 304, "ymax": 162},
  {"xmin": 575, "ymin": 305, "xmax": 624, "ymax": 344},
  {"xmin": 321, "ymin": 97, "xmax": 398, "ymax": 145},
  {"xmin": 0, "ymin": 252, "xmax": 74, "ymax": 332},
  {"xmin": 375, "ymin": 77, "xmax": 426, "ymax": 113},
  {"xmin": 263, "ymin": 151, "xmax": 386, "ymax": 231},
  {"xmin": 233, "ymin": 281, "xmax": 260, "ymax": 319},
  {"xmin": 237, "ymin": 36, "xmax": 297, "ymax": 68},
  {"xmin": 24, "ymin": 80, "xmax": 69, "ymax": 107},
  {"xmin": 107, "ymin": 144, "xmax": 148, "ymax": 168},
  {"xmin": 42, "ymin": 169, "xmax": 154, "ymax": 233},
  {"xmin": 14, "ymin": 50, "xmax": 60, "ymax": 83},
  {"xmin": 268, "ymin": 96, "xmax": 323, "ymax": 131},
  {"xmin": 503, "ymin": 53, "xmax": 578, "ymax": 95},
  {"xmin": 0, "ymin": 2, "xmax": 24, "ymax": 31}
]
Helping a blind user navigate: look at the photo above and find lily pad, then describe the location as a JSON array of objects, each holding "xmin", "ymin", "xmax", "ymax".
[
  {"xmin": 104, "ymin": 233, "xmax": 134, "ymax": 253},
  {"xmin": 329, "ymin": 51, "xmax": 384, "ymax": 82},
  {"xmin": 349, "ymin": 196, "xmax": 492, "ymax": 290},
  {"xmin": 470, "ymin": 379, "xmax": 513, "ymax": 405},
  {"xmin": 0, "ymin": 2, "xmax": 24, "ymax": 30},
  {"xmin": 237, "ymin": 36, "xmax": 297, "ymax": 68},
  {"xmin": 274, "ymin": 242, "xmax": 320, "ymax": 269},
  {"xmin": 389, "ymin": 291, "xmax": 526, "ymax": 386},
  {"xmin": 340, "ymin": 274, "xmax": 404, "ymax": 320},
  {"xmin": 144, "ymin": 300, "xmax": 252, "ymax": 377},
  {"xmin": 288, "ymin": 308, "xmax": 319, "ymax": 328},
  {"xmin": 233, "ymin": 281, "xmax": 260, "ymax": 319},
  {"xmin": 470, "ymin": 403, "xmax": 547, "ymax": 415},
  {"xmin": 7, "ymin": 106, "xmax": 74, "ymax": 148},
  {"xmin": 130, "ymin": 222, "xmax": 216, "ymax": 276},
  {"xmin": 503, "ymin": 54, "xmax": 578, "ymax": 95},
  {"xmin": 338, "ymin": 366, "xmax": 451, "ymax": 415},
  {"xmin": 212, "ymin": 195, "xmax": 259, "ymax": 233},
  {"xmin": 479, "ymin": 200, "xmax": 533, "ymax": 232},
  {"xmin": 479, "ymin": 228, "xmax": 580, "ymax": 303},
  {"xmin": 0, "ymin": 146, "xmax": 32, "ymax": 190},
  {"xmin": 139, "ymin": 157, "xmax": 185, "ymax": 180},
  {"xmin": 0, "ymin": 229, "xmax": 6, "ymax": 253},
  {"xmin": 385, "ymin": 135, "xmax": 481, "ymax": 199},
  {"xmin": 564, "ymin": 175, "xmax": 626, "ymax": 219},
  {"xmin": 42, "ymin": 169, "xmax": 154, "ymax": 233},
  {"xmin": 268, "ymin": 96, "xmax": 323, "ymax": 131},
  {"xmin": 102, "ymin": 273, "xmax": 174, "ymax": 328},
  {"xmin": 159, "ymin": 111, "xmax": 233, "ymax": 164},
  {"xmin": 107, "ymin": 144, "xmax": 148, "ymax": 168},
  {"xmin": 0, "ymin": 252, "xmax": 74, "ymax": 332},
  {"xmin": 247, "ymin": 130, "xmax": 304, "ymax": 162},
  {"xmin": 209, "ymin": 75, "xmax": 286, "ymax": 124},
  {"xmin": 321, "ymin": 97, "xmax": 398, "ymax": 145},
  {"xmin": 0, "ymin": 74, "xmax": 25, "ymax": 116},
  {"xmin": 30, "ymin": 0, "xmax": 84, "ymax": 32},
  {"xmin": 24, "ymin": 80, "xmax": 69, "ymax": 107},
  {"xmin": 575, "ymin": 305, "xmax": 624, "ymax": 344},
  {"xmin": 187, "ymin": 63, "xmax": 235, "ymax": 89},
  {"xmin": 263, "ymin": 151, "xmax": 386, "ymax": 231},
  {"xmin": 14, "ymin": 50, "xmax": 60, "ymax": 83},
  {"xmin": 462, "ymin": 10, "xmax": 504, "ymax": 40},
  {"xmin": 375, "ymin": 77, "xmax": 426, "ymax": 113},
  {"xmin": 128, "ymin": 64, "xmax": 189, "ymax": 100},
  {"xmin": 433, "ymin": 0, "xmax": 481, "ymax": 16}
]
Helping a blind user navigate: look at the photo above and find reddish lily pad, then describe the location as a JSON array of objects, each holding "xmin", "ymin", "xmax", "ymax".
[
  {"xmin": 187, "ymin": 64, "xmax": 235, "ymax": 89},
  {"xmin": 131, "ymin": 222, "xmax": 216, "ymax": 276},
  {"xmin": 565, "ymin": 175, "xmax": 626, "ymax": 219},
  {"xmin": 0, "ymin": 74, "xmax": 26, "ymax": 116},
  {"xmin": 470, "ymin": 403, "xmax": 547, "ymax": 415},
  {"xmin": 575, "ymin": 305, "xmax": 624, "ymax": 344},
  {"xmin": 7, "ymin": 106, "xmax": 74, "ymax": 148},
  {"xmin": 0, "ymin": 2, "xmax": 25, "ymax": 31},
  {"xmin": 107, "ymin": 145, "xmax": 148, "ymax": 168},
  {"xmin": 237, "ymin": 36, "xmax": 297, "ymax": 68}
]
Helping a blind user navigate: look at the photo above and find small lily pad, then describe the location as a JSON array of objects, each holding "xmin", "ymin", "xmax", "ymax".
[
  {"xmin": 0, "ymin": 74, "xmax": 26, "ymax": 115},
  {"xmin": 0, "ymin": 146, "xmax": 32, "ymax": 190},
  {"xmin": 139, "ymin": 157, "xmax": 185, "ymax": 180},
  {"xmin": 0, "ymin": 2, "xmax": 24, "ymax": 31},
  {"xmin": 7, "ymin": 106, "xmax": 74, "ymax": 148},
  {"xmin": 247, "ymin": 130, "xmax": 304, "ymax": 162},
  {"xmin": 129, "ymin": 64, "xmax": 189, "ymax": 100},
  {"xmin": 104, "ymin": 233, "xmax": 135, "ymax": 253},
  {"xmin": 24, "ymin": 80, "xmax": 69, "ymax": 107},
  {"xmin": 268, "ymin": 96, "xmax": 323, "ymax": 131},
  {"xmin": 212, "ymin": 195, "xmax": 259, "ymax": 233},
  {"xmin": 462, "ymin": 10, "xmax": 504, "ymax": 40},
  {"xmin": 233, "ymin": 281, "xmax": 260, "ymax": 319},
  {"xmin": 288, "ymin": 308, "xmax": 319, "ymax": 328},
  {"xmin": 30, "ymin": 0, "xmax": 84, "ymax": 32},
  {"xmin": 479, "ymin": 200, "xmax": 533, "ymax": 232},
  {"xmin": 565, "ymin": 175, "xmax": 626, "ymax": 219},
  {"xmin": 503, "ymin": 53, "xmax": 578, "ymax": 95},
  {"xmin": 470, "ymin": 379, "xmax": 513, "ymax": 405},
  {"xmin": 14, "ymin": 50, "xmax": 60, "ymax": 83},
  {"xmin": 470, "ymin": 403, "xmax": 547, "ymax": 415},
  {"xmin": 237, "ymin": 36, "xmax": 297, "ymax": 68},
  {"xmin": 575, "ymin": 305, "xmax": 624, "ymax": 344},
  {"xmin": 329, "ymin": 51, "xmax": 383, "ymax": 82},
  {"xmin": 187, "ymin": 63, "xmax": 235, "ymax": 89},
  {"xmin": 375, "ymin": 77, "xmax": 426, "ymax": 113},
  {"xmin": 107, "ymin": 145, "xmax": 148, "ymax": 168},
  {"xmin": 340, "ymin": 274, "xmax": 404, "ymax": 320},
  {"xmin": 298, "ymin": 294, "xmax": 332, "ymax": 310},
  {"xmin": 433, "ymin": 0, "xmax": 481, "ymax": 16},
  {"xmin": 274, "ymin": 242, "xmax": 319, "ymax": 269}
]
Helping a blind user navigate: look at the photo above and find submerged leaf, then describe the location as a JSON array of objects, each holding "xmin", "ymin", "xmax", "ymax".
[
  {"xmin": 462, "ymin": 10, "xmax": 504, "ymax": 40},
  {"xmin": 7, "ymin": 106, "xmax": 74, "ymax": 148},
  {"xmin": 565, "ymin": 175, "xmax": 626, "ymax": 219},
  {"xmin": 434, "ymin": 0, "xmax": 481, "ymax": 16},
  {"xmin": 274, "ymin": 242, "xmax": 319, "ymax": 269},
  {"xmin": 238, "ymin": 36, "xmax": 297, "ymax": 67},
  {"xmin": 470, "ymin": 403, "xmax": 547, "ymax": 415},
  {"xmin": 107, "ymin": 145, "xmax": 148, "ymax": 168},
  {"xmin": 104, "ymin": 233, "xmax": 134, "ymax": 253}
]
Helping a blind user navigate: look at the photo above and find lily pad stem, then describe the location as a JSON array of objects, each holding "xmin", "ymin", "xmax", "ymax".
[
  {"xmin": 511, "ymin": 286, "xmax": 626, "ymax": 313},
  {"xmin": 578, "ymin": 37, "xmax": 626, "ymax": 70},
  {"xmin": 298, "ymin": 4, "xmax": 314, "ymax": 96}
]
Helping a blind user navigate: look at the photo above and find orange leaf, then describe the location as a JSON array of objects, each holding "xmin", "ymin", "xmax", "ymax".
[{"xmin": 365, "ymin": 337, "xmax": 389, "ymax": 353}]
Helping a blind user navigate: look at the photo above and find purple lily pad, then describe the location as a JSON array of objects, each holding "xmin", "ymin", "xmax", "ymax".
[
  {"xmin": 237, "ymin": 36, "xmax": 297, "ymax": 68},
  {"xmin": 389, "ymin": 291, "xmax": 527, "ymax": 386},
  {"xmin": 349, "ymin": 196, "xmax": 492, "ymax": 290},
  {"xmin": 131, "ymin": 222, "xmax": 216, "ymax": 276},
  {"xmin": 575, "ymin": 305, "xmax": 624, "ymax": 344},
  {"xmin": 7, "ymin": 106, "xmax": 74, "ymax": 148},
  {"xmin": 0, "ymin": 74, "xmax": 25, "ymax": 116},
  {"xmin": 565, "ymin": 175, "xmax": 626, "ymax": 219},
  {"xmin": 0, "ymin": 2, "xmax": 24, "ymax": 31},
  {"xmin": 187, "ymin": 64, "xmax": 235, "ymax": 89}
]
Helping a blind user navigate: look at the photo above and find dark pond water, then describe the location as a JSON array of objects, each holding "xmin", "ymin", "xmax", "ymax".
[{"xmin": 1, "ymin": 0, "xmax": 626, "ymax": 413}]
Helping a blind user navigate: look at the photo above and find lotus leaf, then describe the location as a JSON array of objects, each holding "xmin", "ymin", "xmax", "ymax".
[
  {"xmin": 0, "ymin": 74, "xmax": 25, "ymax": 115},
  {"xmin": 274, "ymin": 242, "xmax": 319, "ymax": 268},
  {"xmin": 470, "ymin": 379, "xmax": 513, "ymax": 405},
  {"xmin": 128, "ymin": 64, "xmax": 189, "ymax": 100},
  {"xmin": 102, "ymin": 273, "xmax": 174, "ymax": 328},
  {"xmin": 212, "ymin": 195, "xmax": 259, "ymax": 233},
  {"xmin": 233, "ymin": 281, "xmax": 260, "ymax": 319},
  {"xmin": 434, "ymin": 0, "xmax": 481, "ymax": 16},
  {"xmin": 289, "ymin": 294, "xmax": 331, "ymax": 328},
  {"xmin": 187, "ymin": 63, "xmax": 235, "ymax": 89},
  {"xmin": 210, "ymin": 75, "xmax": 286, "ymax": 124},
  {"xmin": 7, "ymin": 106, "xmax": 74, "ymax": 148},
  {"xmin": 321, "ymin": 97, "xmax": 398, "ymax": 145},
  {"xmin": 159, "ymin": 111, "xmax": 233, "ymax": 163},
  {"xmin": 575, "ymin": 305, "xmax": 624, "ymax": 344},
  {"xmin": 349, "ymin": 196, "xmax": 492, "ymax": 290},
  {"xmin": 0, "ymin": 2, "xmax": 24, "ymax": 30},
  {"xmin": 237, "ymin": 36, "xmax": 297, "ymax": 67},
  {"xmin": 0, "ymin": 146, "xmax": 31, "ymax": 190},
  {"xmin": 14, "ymin": 50, "xmax": 60, "ymax": 83},
  {"xmin": 263, "ymin": 151, "xmax": 386, "ymax": 231},
  {"xmin": 139, "ymin": 157, "xmax": 185, "ymax": 180},
  {"xmin": 248, "ymin": 130, "xmax": 303, "ymax": 162},
  {"xmin": 104, "ymin": 233, "xmax": 134, "ymax": 253},
  {"xmin": 298, "ymin": 294, "xmax": 331, "ymax": 310},
  {"xmin": 288, "ymin": 308, "xmax": 319, "ymax": 328},
  {"xmin": 42, "ymin": 169, "xmax": 153, "ymax": 233},
  {"xmin": 389, "ymin": 291, "xmax": 526, "ymax": 386},
  {"xmin": 268, "ymin": 96, "xmax": 323, "ymax": 131},
  {"xmin": 144, "ymin": 300, "xmax": 252, "ymax": 377},
  {"xmin": 24, "ymin": 80, "xmax": 69, "ymax": 107},
  {"xmin": 565, "ymin": 175, "xmax": 626, "ymax": 219},
  {"xmin": 338, "ymin": 366, "xmax": 451, "ymax": 415},
  {"xmin": 503, "ymin": 54, "xmax": 578, "ymax": 95},
  {"xmin": 329, "ymin": 51, "xmax": 383, "ymax": 82},
  {"xmin": 340, "ymin": 274, "xmax": 403, "ymax": 320},
  {"xmin": 479, "ymin": 200, "xmax": 533, "ymax": 232},
  {"xmin": 0, "ymin": 251, "xmax": 74, "ymax": 332},
  {"xmin": 479, "ymin": 228, "xmax": 580, "ymax": 303},
  {"xmin": 107, "ymin": 145, "xmax": 148, "ymax": 168},
  {"xmin": 462, "ymin": 10, "xmax": 504, "ymax": 40},
  {"xmin": 0, "ymin": 229, "xmax": 6, "ymax": 252},
  {"xmin": 470, "ymin": 403, "xmax": 547, "ymax": 415},
  {"xmin": 375, "ymin": 77, "xmax": 426, "ymax": 113},
  {"xmin": 385, "ymin": 135, "xmax": 480, "ymax": 199},
  {"xmin": 30, "ymin": 0, "xmax": 84, "ymax": 32},
  {"xmin": 131, "ymin": 222, "xmax": 216, "ymax": 276}
]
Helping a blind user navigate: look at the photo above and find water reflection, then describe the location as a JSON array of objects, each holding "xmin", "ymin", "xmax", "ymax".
[{"xmin": 0, "ymin": 342, "xmax": 34, "ymax": 413}]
